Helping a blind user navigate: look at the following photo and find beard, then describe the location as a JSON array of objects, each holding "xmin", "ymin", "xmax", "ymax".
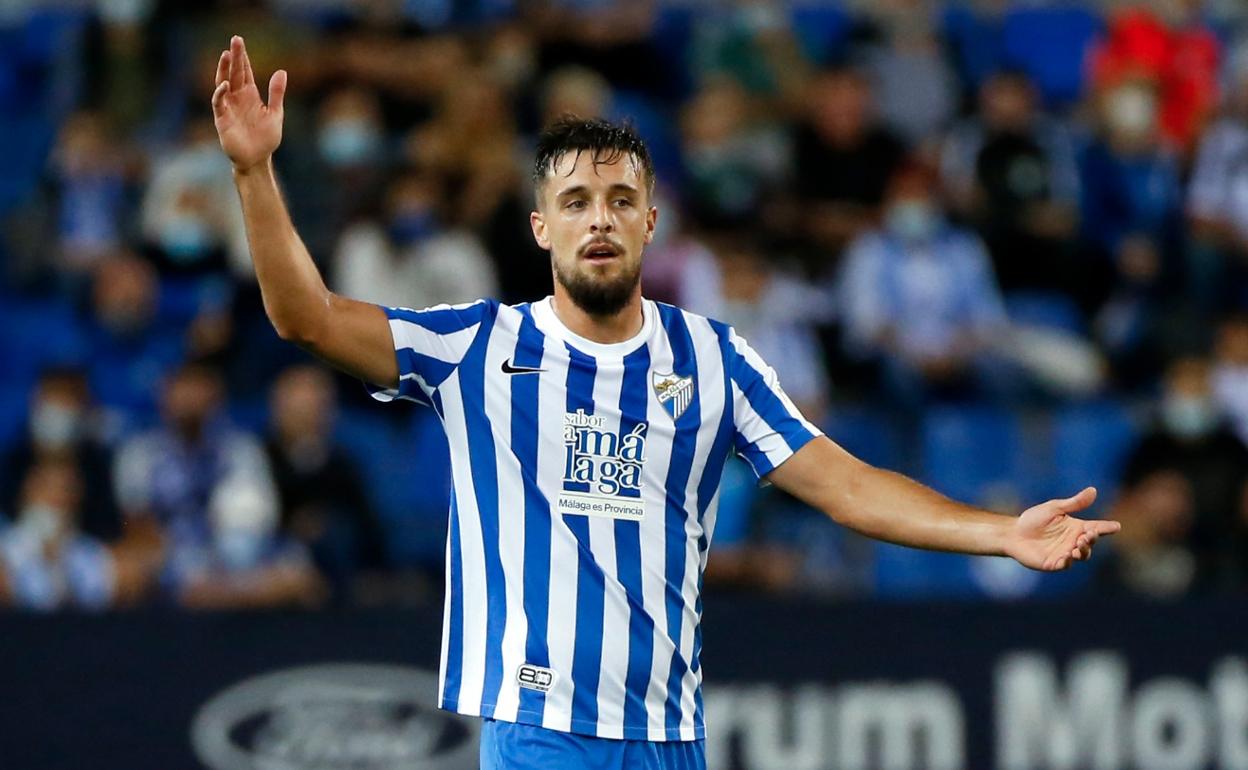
[{"xmin": 553, "ymin": 256, "xmax": 641, "ymax": 317}]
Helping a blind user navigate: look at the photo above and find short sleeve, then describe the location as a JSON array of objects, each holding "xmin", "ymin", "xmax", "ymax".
[
  {"xmin": 367, "ymin": 300, "xmax": 494, "ymax": 406},
  {"xmin": 725, "ymin": 327, "xmax": 822, "ymax": 479}
]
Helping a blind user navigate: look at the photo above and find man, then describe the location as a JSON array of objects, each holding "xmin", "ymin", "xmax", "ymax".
[{"xmin": 212, "ymin": 36, "xmax": 1119, "ymax": 770}]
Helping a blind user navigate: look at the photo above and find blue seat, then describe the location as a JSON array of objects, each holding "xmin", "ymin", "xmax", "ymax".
[
  {"xmin": 1005, "ymin": 290, "xmax": 1087, "ymax": 335},
  {"xmin": 921, "ymin": 405, "xmax": 1026, "ymax": 502},
  {"xmin": 823, "ymin": 405, "xmax": 904, "ymax": 472},
  {"xmin": 335, "ymin": 407, "xmax": 451, "ymax": 567},
  {"xmin": 874, "ymin": 544, "xmax": 981, "ymax": 600},
  {"xmin": 791, "ymin": 3, "xmax": 853, "ymax": 66},
  {"xmin": 0, "ymin": 381, "xmax": 31, "ymax": 454},
  {"xmin": 1051, "ymin": 400, "xmax": 1139, "ymax": 505},
  {"xmin": 0, "ymin": 297, "xmax": 87, "ymax": 379},
  {"xmin": 1002, "ymin": 5, "xmax": 1104, "ymax": 108}
]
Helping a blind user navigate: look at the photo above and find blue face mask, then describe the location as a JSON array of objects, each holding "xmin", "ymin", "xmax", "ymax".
[
  {"xmin": 159, "ymin": 214, "xmax": 214, "ymax": 262},
  {"xmin": 318, "ymin": 120, "xmax": 381, "ymax": 168},
  {"xmin": 388, "ymin": 209, "xmax": 438, "ymax": 247}
]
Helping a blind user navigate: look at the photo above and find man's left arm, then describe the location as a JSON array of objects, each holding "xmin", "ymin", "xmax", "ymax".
[{"xmin": 765, "ymin": 436, "xmax": 1121, "ymax": 571}]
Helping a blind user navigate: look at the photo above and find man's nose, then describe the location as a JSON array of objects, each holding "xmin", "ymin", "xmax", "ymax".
[{"xmin": 590, "ymin": 200, "xmax": 613, "ymax": 233}]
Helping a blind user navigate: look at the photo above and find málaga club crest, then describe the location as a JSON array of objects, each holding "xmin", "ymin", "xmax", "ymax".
[{"xmin": 652, "ymin": 371, "xmax": 695, "ymax": 420}]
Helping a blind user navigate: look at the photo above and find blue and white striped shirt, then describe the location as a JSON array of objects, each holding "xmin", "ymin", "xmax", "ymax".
[{"xmin": 370, "ymin": 296, "xmax": 820, "ymax": 741}]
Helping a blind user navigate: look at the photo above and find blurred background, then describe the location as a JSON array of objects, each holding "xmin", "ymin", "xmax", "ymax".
[{"xmin": 2, "ymin": 0, "xmax": 1248, "ymax": 768}]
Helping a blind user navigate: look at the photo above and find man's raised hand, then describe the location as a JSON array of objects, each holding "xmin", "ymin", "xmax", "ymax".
[{"xmin": 212, "ymin": 36, "xmax": 286, "ymax": 174}]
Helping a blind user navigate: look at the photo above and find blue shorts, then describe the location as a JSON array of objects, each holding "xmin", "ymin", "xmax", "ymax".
[{"xmin": 479, "ymin": 719, "xmax": 707, "ymax": 770}]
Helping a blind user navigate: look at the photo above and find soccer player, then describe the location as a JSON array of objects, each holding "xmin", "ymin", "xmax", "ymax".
[{"xmin": 212, "ymin": 36, "xmax": 1121, "ymax": 770}]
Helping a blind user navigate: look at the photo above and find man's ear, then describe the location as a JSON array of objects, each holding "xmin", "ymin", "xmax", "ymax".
[
  {"xmin": 530, "ymin": 209, "xmax": 551, "ymax": 251},
  {"xmin": 643, "ymin": 206, "xmax": 659, "ymax": 244}
]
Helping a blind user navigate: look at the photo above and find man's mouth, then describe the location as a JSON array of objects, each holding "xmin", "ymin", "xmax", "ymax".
[{"xmin": 581, "ymin": 242, "xmax": 621, "ymax": 263}]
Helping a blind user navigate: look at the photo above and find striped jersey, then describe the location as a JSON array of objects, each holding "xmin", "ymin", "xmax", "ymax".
[{"xmin": 370, "ymin": 296, "xmax": 820, "ymax": 741}]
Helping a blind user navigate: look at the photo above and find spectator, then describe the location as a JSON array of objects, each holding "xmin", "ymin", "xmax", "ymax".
[
  {"xmin": 284, "ymin": 85, "xmax": 391, "ymax": 263},
  {"xmin": 1079, "ymin": 79, "xmax": 1184, "ymax": 274},
  {"xmin": 1212, "ymin": 313, "xmax": 1248, "ymax": 448},
  {"xmin": 112, "ymin": 360, "xmax": 296, "ymax": 605},
  {"xmin": 1088, "ymin": 6, "xmax": 1221, "ymax": 154},
  {"xmin": 332, "ymin": 166, "xmax": 498, "ymax": 309},
  {"xmin": 526, "ymin": 0, "xmax": 669, "ymax": 98},
  {"xmin": 85, "ymin": 253, "xmax": 185, "ymax": 423},
  {"xmin": 1122, "ymin": 356, "xmax": 1248, "ymax": 590},
  {"xmin": 838, "ymin": 161, "xmax": 1011, "ymax": 406},
  {"xmin": 685, "ymin": 1, "xmax": 809, "ymax": 101},
  {"xmin": 792, "ymin": 66, "xmax": 907, "ymax": 261},
  {"xmin": 171, "ymin": 472, "xmax": 326, "ymax": 610},
  {"xmin": 856, "ymin": 0, "xmax": 959, "ymax": 147},
  {"xmin": 266, "ymin": 365, "xmax": 385, "ymax": 602},
  {"xmin": 0, "ymin": 457, "xmax": 147, "ymax": 610},
  {"xmin": 139, "ymin": 119, "xmax": 247, "ymax": 279},
  {"xmin": 679, "ymin": 231, "xmax": 830, "ymax": 424},
  {"xmin": 1081, "ymin": 79, "xmax": 1185, "ymax": 388},
  {"xmin": 1094, "ymin": 468, "xmax": 1198, "ymax": 599},
  {"xmin": 1187, "ymin": 44, "xmax": 1248, "ymax": 308},
  {"xmin": 1, "ymin": 367, "xmax": 121, "ymax": 542},
  {"xmin": 539, "ymin": 66, "xmax": 612, "ymax": 126},
  {"xmin": 940, "ymin": 70, "xmax": 1084, "ymax": 299},
  {"xmin": 679, "ymin": 79, "xmax": 789, "ymax": 228},
  {"xmin": 44, "ymin": 110, "xmax": 137, "ymax": 285}
]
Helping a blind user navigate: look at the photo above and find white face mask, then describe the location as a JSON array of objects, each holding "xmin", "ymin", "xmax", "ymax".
[
  {"xmin": 210, "ymin": 478, "xmax": 276, "ymax": 571},
  {"xmin": 18, "ymin": 504, "xmax": 66, "ymax": 545},
  {"xmin": 1106, "ymin": 85, "xmax": 1158, "ymax": 139},
  {"xmin": 317, "ymin": 119, "xmax": 382, "ymax": 169},
  {"xmin": 1162, "ymin": 395, "xmax": 1219, "ymax": 440},
  {"xmin": 215, "ymin": 530, "xmax": 266, "ymax": 572},
  {"xmin": 886, "ymin": 201, "xmax": 939, "ymax": 243},
  {"xmin": 30, "ymin": 403, "xmax": 82, "ymax": 450}
]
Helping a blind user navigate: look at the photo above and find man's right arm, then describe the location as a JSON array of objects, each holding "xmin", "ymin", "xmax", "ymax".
[
  {"xmin": 233, "ymin": 160, "xmax": 398, "ymax": 387},
  {"xmin": 213, "ymin": 35, "xmax": 397, "ymax": 388}
]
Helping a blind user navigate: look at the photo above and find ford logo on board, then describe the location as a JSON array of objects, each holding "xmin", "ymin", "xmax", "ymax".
[{"xmin": 191, "ymin": 663, "xmax": 478, "ymax": 770}]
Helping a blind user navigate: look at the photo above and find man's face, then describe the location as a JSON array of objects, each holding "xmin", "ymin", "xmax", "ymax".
[
  {"xmin": 163, "ymin": 369, "xmax": 223, "ymax": 439},
  {"xmin": 530, "ymin": 151, "xmax": 657, "ymax": 316}
]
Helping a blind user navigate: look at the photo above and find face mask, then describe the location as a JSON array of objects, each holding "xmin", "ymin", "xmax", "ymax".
[
  {"xmin": 215, "ymin": 529, "xmax": 266, "ymax": 571},
  {"xmin": 19, "ymin": 504, "xmax": 66, "ymax": 545},
  {"xmin": 30, "ymin": 403, "xmax": 82, "ymax": 450},
  {"xmin": 98, "ymin": 0, "xmax": 153, "ymax": 24},
  {"xmin": 1162, "ymin": 395, "xmax": 1218, "ymax": 440},
  {"xmin": 184, "ymin": 145, "xmax": 225, "ymax": 185},
  {"xmin": 318, "ymin": 120, "xmax": 382, "ymax": 168},
  {"xmin": 159, "ymin": 214, "xmax": 214, "ymax": 263},
  {"xmin": 1106, "ymin": 86, "xmax": 1157, "ymax": 138},
  {"xmin": 388, "ymin": 209, "xmax": 438, "ymax": 247},
  {"xmin": 210, "ymin": 478, "xmax": 275, "ymax": 571},
  {"xmin": 886, "ymin": 201, "xmax": 939, "ymax": 243}
]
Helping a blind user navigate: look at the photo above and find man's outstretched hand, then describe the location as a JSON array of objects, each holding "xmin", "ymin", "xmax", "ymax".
[
  {"xmin": 212, "ymin": 36, "xmax": 286, "ymax": 174},
  {"xmin": 1005, "ymin": 487, "xmax": 1122, "ymax": 571}
]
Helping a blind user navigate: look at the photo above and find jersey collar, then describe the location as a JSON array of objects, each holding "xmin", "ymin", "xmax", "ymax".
[{"xmin": 531, "ymin": 296, "xmax": 655, "ymax": 359}]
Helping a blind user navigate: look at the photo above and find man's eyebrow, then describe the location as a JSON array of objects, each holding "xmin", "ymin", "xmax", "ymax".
[{"xmin": 554, "ymin": 182, "xmax": 640, "ymax": 198}]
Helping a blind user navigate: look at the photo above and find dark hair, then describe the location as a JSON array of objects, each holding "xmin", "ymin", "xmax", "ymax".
[{"xmin": 533, "ymin": 116, "xmax": 655, "ymax": 202}]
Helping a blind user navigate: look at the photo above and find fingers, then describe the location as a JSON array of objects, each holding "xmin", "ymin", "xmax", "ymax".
[
  {"xmin": 229, "ymin": 36, "xmax": 246, "ymax": 90},
  {"xmin": 237, "ymin": 35, "xmax": 255, "ymax": 85},
  {"xmin": 1055, "ymin": 486, "xmax": 1098, "ymax": 514},
  {"xmin": 1088, "ymin": 519, "xmax": 1122, "ymax": 536},
  {"xmin": 211, "ymin": 80, "xmax": 230, "ymax": 118},
  {"xmin": 268, "ymin": 69, "xmax": 287, "ymax": 115},
  {"xmin": 215, "ymin": 50, "xmax": 230, "ymax": 88}
]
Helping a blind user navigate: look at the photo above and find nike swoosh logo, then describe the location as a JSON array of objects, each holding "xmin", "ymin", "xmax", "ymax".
[{"xmin": 501, "ymin": 359, "xmax": 546, "ymax": 375}]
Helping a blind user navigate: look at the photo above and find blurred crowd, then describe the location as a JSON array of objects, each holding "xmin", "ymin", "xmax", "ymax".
[{"xmin": 3, "ymin": 0, "xmax": 1248, "ymax": 609}]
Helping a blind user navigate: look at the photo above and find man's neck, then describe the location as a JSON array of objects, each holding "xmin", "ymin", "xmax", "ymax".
[{"xmin": 550, "ymin": 288, "xmax": 645, "ymax": 345}]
